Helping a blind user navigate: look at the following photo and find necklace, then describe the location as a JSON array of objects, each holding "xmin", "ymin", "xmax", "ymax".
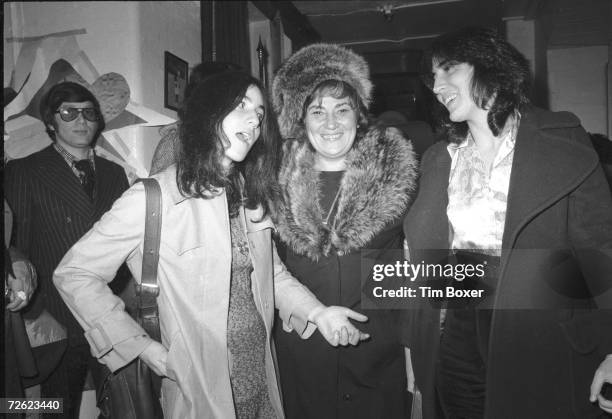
[{"xmin": 322, "ymin": 185, "xmax": 342, "ymax": 228}]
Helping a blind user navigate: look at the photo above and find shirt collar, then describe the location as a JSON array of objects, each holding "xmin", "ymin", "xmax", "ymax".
[
  {"xmin": 53, "ymin": 143, "xmax": 95, "ymax": 166},
  {"xmin": 446, "ymin": 114, "xmax": 519, "ymax": 160},
  {"xmin": 446, "ymin": 135, "xmax": 472, "ymax": 160}
]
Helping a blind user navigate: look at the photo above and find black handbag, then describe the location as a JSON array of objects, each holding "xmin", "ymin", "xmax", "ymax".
[{"xmin": 96, "ymin": 178, "xmax": 164, "ymax": 419}]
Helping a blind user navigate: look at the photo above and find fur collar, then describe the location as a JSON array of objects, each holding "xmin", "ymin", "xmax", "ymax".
[{"xmin": 273, "ymin": 124, "xmax": 418, "ymax": 260}]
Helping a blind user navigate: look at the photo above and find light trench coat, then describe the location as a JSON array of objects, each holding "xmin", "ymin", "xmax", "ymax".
[{"xmin": 54, "ymin": 166, "xmax": 322, "ymax": 418}]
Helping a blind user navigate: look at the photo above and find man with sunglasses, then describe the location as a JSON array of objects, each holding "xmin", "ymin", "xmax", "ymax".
[{"xmin": 5, "ymin": 81, "xmax": 129, "ymax": 417}]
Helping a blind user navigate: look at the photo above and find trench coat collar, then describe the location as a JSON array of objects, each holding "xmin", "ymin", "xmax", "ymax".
[
  {"xmin": 163, "ymin": 164, "xmax": 227, "ymax": 206},
  {"xmin": 162, "ymin": 165, "xmax": 274, "ymax": 231}
]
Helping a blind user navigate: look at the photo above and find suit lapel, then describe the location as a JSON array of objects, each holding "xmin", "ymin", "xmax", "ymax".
[
  {"xmin": 501, "ymin": 113, "xmax": 596, "ymax": 250},
  {"xmin": 35, "ymin": 146, "xmax": 94, "ymax": 218},
  {"xmin": 93, "ymin": 156, "xmax": 121, "ymax": 219}
]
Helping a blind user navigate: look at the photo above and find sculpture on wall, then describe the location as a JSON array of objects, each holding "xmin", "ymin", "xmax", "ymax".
[{"xmin": 4, "ymin": 30, "xmax": 173, "ymax": 180}]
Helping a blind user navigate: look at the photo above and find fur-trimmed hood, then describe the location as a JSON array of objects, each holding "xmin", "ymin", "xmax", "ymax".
[{"xmin": 273, "ymin": 124, "xmax": 418, "ymax": 260}]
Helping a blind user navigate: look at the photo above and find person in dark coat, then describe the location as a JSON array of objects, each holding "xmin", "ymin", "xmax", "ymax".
[
  {"xmin": 4, "ymin": 82, "xmax": 130, "ymax": 417},
  {"xmin": 271, "ymin": 43, "xmax": 418, "ymax": 419},
  {"xmin": 402, "ymin": 26, "xmax": 612, "ymax": 418},
  {"xmin": 589, "ymin": 133, "xmax": 612, "ymax": 193},
  {"xmin": 4, "ymin": 199, "xmax": 38, "ymax": 398}
]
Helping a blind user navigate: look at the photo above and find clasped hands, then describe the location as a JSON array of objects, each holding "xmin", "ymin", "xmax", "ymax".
[
  {"xmin": 309, "ymin": 305, "xmax": 370, "ymax": 347},
  {"xmin": 139, "ymin": 305, "xmax": 371, "ymax": 378}
]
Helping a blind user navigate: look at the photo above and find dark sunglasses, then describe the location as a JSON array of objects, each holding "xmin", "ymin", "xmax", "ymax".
[{"xmin": 55, "ymin": 107, "xmax": 100, "ymax": 122}]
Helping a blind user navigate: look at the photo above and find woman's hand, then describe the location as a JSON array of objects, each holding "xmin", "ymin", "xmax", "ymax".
[
  {"xmin": 139, "ymin": 341, "xmax": 169, "ymax": 377},
  {"xmin": 590, "ymin": 354, "xmax": 612, "ymax": 413},
  {"xmin": 309, "ymin": 305, "xmax": 370, "ymax": 347}
]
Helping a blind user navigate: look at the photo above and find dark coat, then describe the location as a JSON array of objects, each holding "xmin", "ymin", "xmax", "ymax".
[
  {"xmin": 273, "ymin": 125, "xmax": 418, "ymax": 419},
  {"xmin": 403, "ymin": 107, "xmax": 612, "ymax": 418},
  {"xmin": 4, "ymin": 145, "xmax": 129, "ymax": 346}
]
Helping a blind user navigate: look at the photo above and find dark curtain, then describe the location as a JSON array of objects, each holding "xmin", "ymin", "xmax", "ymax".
[{"xmin": 201, "ymin": 1, "xmax": 250, "ymax": 70}]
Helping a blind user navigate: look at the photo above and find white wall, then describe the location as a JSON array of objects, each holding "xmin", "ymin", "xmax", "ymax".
[
  {"xmin": 138, "ymin": 1, "xmax": 201, "ymax": 114},
  {"xmin": 4, "ymin": 2, "xmax": 141, "ymax": 99},
  {"xmin": 4, "ymin": 1, "xmax": 202, "ymax": 172},
  {"xmin": 548, "ymin": 46, "xmax": 609, "ymax": 135}
]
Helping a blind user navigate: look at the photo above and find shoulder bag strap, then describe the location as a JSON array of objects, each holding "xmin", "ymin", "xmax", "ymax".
[{"xmin": 134, "ymin": 178, "xmax": 162, "ymax": 342}]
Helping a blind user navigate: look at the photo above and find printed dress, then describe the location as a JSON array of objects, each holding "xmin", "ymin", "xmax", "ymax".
[{"xmin": 227, "ymin": 214, "xmax": 276, "ymax": 419}]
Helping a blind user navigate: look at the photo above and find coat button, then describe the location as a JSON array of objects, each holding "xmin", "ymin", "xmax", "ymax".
[{"xmin": 343, "ymin": 393, "xmax": 352, "ymax": 401}]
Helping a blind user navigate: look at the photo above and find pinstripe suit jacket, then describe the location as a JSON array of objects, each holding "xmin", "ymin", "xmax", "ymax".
[{"xmin": 5, "ymin": 145, "xmax": 129, "ymax": 345}]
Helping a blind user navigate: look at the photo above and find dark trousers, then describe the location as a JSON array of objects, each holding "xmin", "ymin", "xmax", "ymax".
[{"xmin": 41, "ymin": 343, "xmax": 91, "ymax": 419}]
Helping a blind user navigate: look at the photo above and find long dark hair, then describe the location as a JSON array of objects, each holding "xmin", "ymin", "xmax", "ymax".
[
  {"xmin": 421, "ymin": 26, "xmax": 531, "ymax": 142},
  {"xmin": 177, "ymin": 71, "xmax": 280, "ymax": 218}
]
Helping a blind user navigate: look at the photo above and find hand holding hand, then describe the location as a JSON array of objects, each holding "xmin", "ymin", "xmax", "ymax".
[
  {"xmin": 138, "ymin": 341, "xmax": 168, "ymax": 377},
  {"xmin": 309, "ymin": 305, "xmax": 370, "ymax": 347},
  {"xmin": 6, "ymin": 260, "xmax": 37, "ymax": 312}
]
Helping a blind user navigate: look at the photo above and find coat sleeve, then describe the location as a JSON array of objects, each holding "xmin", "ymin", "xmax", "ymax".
[
  {"xmin": 272, "ymin": 241, "xmax": 325, "ymax": 339},
  {"xmin": 53, "ymin": 182, "xmax": 153, "ymax": 371},
  {"xmin": 4, "ymin": 160, "xmax": 33, "ymax": 255}
]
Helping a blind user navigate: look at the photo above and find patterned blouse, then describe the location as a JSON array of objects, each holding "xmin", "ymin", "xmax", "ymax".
[{"xmin": 446, "ymin": 124, "xmax": 517, "ymax": 256}]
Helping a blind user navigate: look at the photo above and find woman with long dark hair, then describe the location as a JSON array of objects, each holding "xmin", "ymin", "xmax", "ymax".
[
  {"xmin": 54, "ymin": 71, "xmax": 352, "ymax": 418},
  {"xmin": 403, "ymin": 26, "xmax": 612, "ymax": 418}
]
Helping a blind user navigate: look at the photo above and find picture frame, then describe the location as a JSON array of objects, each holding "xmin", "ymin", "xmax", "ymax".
[{"xmin": 164, "ymin": 51, "xmax": 188, "ymax": 111}]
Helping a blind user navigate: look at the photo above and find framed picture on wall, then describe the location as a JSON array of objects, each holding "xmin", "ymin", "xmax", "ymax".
[{"xmin": 164, "ymin": 51, "xmax": 188, "ymax": 111}]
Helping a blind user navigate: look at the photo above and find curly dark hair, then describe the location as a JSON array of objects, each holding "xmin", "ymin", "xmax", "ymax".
[
  {"xmin": 40, "ymin": 81, "xmax": 105, "ymax": 143},
  {"xmin": 421, "ymin": 26, "xmax": 532, "ymax": 142},
  {"xmin": 177, "ymin": 71, "xmax": 280, "ymax": 219}
]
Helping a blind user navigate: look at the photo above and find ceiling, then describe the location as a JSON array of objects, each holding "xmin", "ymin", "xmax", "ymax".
[
  {"xmin": 278, "ymin": 0, "xmax": 609, "ymax": 118},
  {"xmin": 291, "ymin": 0, "xmax": 610, "ymax": 55}
]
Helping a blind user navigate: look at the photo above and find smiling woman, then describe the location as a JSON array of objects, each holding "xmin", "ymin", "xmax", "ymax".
[
  {"xmin": 302, "ymin": 80, "xmax": 363, "ymax": 170},
  {"xmin": 270, "ymin": 43, "xmax": 418, "ymax": 419}
]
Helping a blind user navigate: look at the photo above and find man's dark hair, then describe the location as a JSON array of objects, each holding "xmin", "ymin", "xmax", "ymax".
[
  {"xmin": 421, "ymin": 26, "xmax": 532, "ymax": 142},
  {"xmin": 39, "ymin": 81, "xmax": 105, "ymax": 143}
]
